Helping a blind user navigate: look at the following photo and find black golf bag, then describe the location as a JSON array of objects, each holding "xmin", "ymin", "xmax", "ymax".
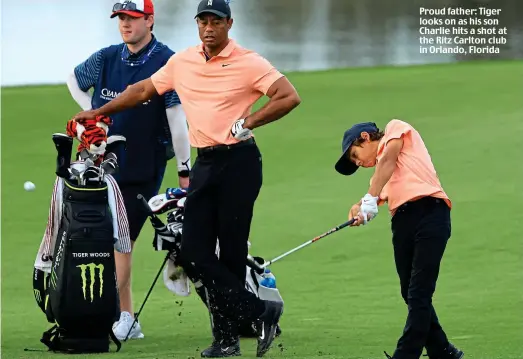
[
  {"xmin": 37, "ymin": 180, "xmax": 121, "ymax": 353},
  {"xmin": 33, "ymin": 134, "xmax": 126, "ymax": 353}
]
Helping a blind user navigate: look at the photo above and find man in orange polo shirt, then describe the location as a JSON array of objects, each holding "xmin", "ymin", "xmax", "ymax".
[
  {"xmin": 334, "ymin": 120, "xmax": 464, "ymax": 359},
  {"xmin": 72, "ymin": 0, "xmax": 301, "ymax": 357}
]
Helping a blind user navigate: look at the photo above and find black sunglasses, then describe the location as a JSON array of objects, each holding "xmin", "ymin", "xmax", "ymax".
[{"xmin": 112, "ymin": 1, "xmax": 143, "ymax": 13}]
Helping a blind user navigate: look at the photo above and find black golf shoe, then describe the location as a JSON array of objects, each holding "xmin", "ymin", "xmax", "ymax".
[
  {"xmin": 256, "ymin": 300, "xmax": 284, "ymax": 357},
  {"xmin": 440, "ymin": 343, "xmax": 464, "ymax": 359},
  {"xmin": 200, "ymin": 338, "xmax": 240, "ymax": 358},
  {"xmin": 238, "ymin": 322, "xmax": 282, "ymax": 339}
]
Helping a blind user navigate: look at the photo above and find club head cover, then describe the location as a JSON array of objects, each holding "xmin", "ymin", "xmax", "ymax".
[
  {"xmin": 166, "ymin": 187, "xmax": 187, "ymax": 200},
  {"xmin": 52, "ymin": 133, "xmax": 73, "ymax": 178}
]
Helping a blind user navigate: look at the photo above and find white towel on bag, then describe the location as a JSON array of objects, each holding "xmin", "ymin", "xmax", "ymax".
[{"xmin": 34, "ymin": 173, "xmax": 131, "ymax": 274}]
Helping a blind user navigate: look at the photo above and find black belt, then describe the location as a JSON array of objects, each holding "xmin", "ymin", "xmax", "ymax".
[{"xmin": 197, "ymin": 137, "xmax": 255, "ymax": 156}]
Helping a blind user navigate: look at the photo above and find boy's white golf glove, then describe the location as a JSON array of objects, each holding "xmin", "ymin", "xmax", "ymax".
[
  {"xmin": 231, "ymin": 119, "xmax": 252, "ymax": 141},
  {"xmin": 359, "ymin": 193, "xmax": 379, "ymax": 224}
]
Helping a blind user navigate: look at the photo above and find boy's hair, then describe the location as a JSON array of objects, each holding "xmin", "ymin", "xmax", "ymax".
[{"xmin": 352, "ymin": 130, "xmax": 384, "ymax": 146}]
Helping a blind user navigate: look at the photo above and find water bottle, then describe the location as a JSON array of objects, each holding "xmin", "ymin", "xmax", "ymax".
[{"xmin": 260, "ymin": 269, "xmax": 277, "ymax": 288}]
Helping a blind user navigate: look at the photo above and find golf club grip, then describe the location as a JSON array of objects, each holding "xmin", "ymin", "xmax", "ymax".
[{"xmin": 137, "ymin": 194, "xmax": 155, "ymax": 217}]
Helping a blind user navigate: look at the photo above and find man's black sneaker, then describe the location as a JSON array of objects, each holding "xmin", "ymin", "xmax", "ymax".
[
  {"xmin": 442, "ymin": 343, "xmax": 464, "ymax": 359},
  {"xmin": 256, "ymin": 300, "xmax": 284, "ymax": 357},
  {"xmin": 200, "ymin": 339, "xmax": 241, "ymax": 358}
]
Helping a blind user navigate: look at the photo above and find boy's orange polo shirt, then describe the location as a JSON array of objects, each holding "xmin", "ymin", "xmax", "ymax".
[{"xmin": 376, "ymin": 119, "xmax": 452, "ymax": 215}]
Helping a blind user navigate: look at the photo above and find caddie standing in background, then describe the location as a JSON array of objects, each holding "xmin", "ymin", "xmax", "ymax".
[{"xmin": 66, "ymin": 0, "xmax": 191, "ymax": 341}]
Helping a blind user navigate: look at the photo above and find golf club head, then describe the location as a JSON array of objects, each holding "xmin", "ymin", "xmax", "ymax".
[
  {"xmin": 78, "ymin": 149, "xmax": 90, "ymax": 161},
  {"xmin": 68, "ymin": 168, "xmax": 80, "ymax": 182},
  {"xmin": 52, "ymin": 133, "xmax": 73, "ymax": 178},
  {"xmin": 84, "ymin": 158, "xmax": 95, "ymax": 169},
  {"xmin": 106, "ymin": 135, "xmax": 126, "ymax": 160},
  {"xmin": 83, "ymin": 166, "xmax": 101, "ymax": 183},
  {"xmin": 101, "ymin": 157, "xmax": 118, "ymax": 176},
  {"xmin": 69, "ymin": 167, "xmax": 81, "ymax": 178}
]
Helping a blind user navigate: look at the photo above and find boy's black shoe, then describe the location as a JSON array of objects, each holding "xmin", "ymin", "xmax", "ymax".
[
  {"xmin": 386, "ymin": 343, "xmax": 464, "ymax": 359},
  {"xmin": 201, "ymin": 338, "xmax": 240, "ymax": 358},
  {"xmin": 424, "ymin": 343, "xmax": 465, "ymax": 359},
  {"xmin": 256, "ymin": 300, "xmax": 284, "ymax": 357}
]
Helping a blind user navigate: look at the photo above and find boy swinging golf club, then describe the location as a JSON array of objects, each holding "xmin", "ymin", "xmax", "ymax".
[{"xmin": 334, "ymin": 119, "xmax": 464, "ymax": 359}]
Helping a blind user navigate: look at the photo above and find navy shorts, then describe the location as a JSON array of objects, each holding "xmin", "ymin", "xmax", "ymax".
[{"xmin": 119, "ymin": 168, "xmax": 165, "ymax": 242}]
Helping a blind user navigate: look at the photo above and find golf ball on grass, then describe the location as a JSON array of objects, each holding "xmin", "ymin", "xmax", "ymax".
[{"xmin": 24, "ymin": 181, "xmax": 36, "ymax": 191}]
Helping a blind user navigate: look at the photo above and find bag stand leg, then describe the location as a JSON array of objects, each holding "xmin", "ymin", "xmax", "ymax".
[{"xmin": 124, "ymin": 253, "xmax": 169, "ymax": 341}]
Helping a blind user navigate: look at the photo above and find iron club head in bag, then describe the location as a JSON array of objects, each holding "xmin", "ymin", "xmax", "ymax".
[
  {"xmin": 83, "ymin": 166, "xmax": 102, "ymax": 183},
  {"xmin": 101, "ymin": 155, "xmax": 118, "ymax": 176}
]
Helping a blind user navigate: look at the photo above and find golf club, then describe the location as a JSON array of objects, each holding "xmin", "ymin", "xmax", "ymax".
[
  {"xmin": 123, "ymin": 252, "xmax": 170, "ymax": 341},
  {"xmin": 260, "ymin": 219, "xmax": 356, "ymax": 268}
]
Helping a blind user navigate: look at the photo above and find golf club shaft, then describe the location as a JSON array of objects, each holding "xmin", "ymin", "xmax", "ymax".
[
  {"xmin": 124, "ymin": 252, "xmax": 169, "ymax": 341},
  {"xmin": 261, "ymin": 219, "xmax": 355, "ymax": 268}
]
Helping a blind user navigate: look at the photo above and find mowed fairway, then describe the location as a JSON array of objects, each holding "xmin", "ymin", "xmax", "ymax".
[{"xmin": 2, "ymin": 60, "xmax": 523, "ymax": 359}]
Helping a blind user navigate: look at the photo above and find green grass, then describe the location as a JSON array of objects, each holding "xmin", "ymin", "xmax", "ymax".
[{"xmin": 2, "ymin": 60, "xmax": 523, "ymax": 358}]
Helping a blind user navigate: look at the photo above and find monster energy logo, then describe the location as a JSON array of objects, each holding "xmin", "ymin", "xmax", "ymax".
[
  {"xmin": 34, "ymin": 289, "xmax": 42, "ymax": 303},
  {"xmin": 50, "ymin": 270, "xmax": 57, "ymax": 289},
  {"xmin": 77, "ymin": 263, "xmax": 104, "ymax": 302}
]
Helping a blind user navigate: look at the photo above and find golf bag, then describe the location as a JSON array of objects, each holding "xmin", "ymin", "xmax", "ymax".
[
  {"xmin": 147, "ymin": 188, "xmax": 284, "ymax": 338},
  {"xmin": 33, "ymin": 134, "xmax": 131, "ymax": 353}
]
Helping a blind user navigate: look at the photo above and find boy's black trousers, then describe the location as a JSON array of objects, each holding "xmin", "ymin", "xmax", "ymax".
[
  {"xmin": 178, "ymin": 138, "xmax": 266, "ymax": 341},
  {"xmin": 390, "ymin": 196, "xmax": 452, "ymax": 359}
]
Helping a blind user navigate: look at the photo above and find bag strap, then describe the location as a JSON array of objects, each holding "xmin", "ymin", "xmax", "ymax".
[
  {"xmin": 33, "ymin": 268, "xmax": 48, "ymax": 315},
  {"xmin": 109, "ymin": 329, "xmax": 122, "ymax": 352}
]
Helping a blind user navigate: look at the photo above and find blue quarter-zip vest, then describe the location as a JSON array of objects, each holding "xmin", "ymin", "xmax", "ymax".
[{"xmin": 91, "ymin": 43, "xmax": 173, "ymax": 185}]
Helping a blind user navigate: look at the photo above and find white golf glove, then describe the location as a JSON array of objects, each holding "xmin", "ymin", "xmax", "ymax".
[
  {"xmin": 359, "ymin": 193, "xmax": 379, "ymax": 225},
  {"xmin": 231, "ymin": 119, "xmax": 252, "ymax": 140}
]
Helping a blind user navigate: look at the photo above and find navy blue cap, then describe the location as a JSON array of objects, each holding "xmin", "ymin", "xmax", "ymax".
[
  {"xmin": 195, "ymin": 0, "xmax": 231, "ymax": 19},
  {"xmin": 334, "ymin": 122, "xmax": 379, "ymax": 175}
]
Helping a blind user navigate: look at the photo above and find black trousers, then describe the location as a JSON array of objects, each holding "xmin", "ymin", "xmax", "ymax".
[
  {"xmin": 178, "ymin": 140, "xmax": 266, "ymax": 341},
  {"xmin": 391, "ymin": 197, "xmax": 452, "ymax": 359}
]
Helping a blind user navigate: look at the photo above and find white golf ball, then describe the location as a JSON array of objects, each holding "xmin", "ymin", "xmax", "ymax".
[{"xmin": 24, "ymin": 181, "xmax": 36, "ymax": 191}]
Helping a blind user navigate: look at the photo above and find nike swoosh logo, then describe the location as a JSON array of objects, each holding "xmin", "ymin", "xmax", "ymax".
[
  {"xmin": 260, "ymin": 326, "xmax": 265, "ymax": 340},
  {"xmin": 222, "ymin": 64, "xmax": 231, "ymax": 67}
]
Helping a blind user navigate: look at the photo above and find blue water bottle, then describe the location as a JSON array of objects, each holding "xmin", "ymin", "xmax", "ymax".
[{"xmin": 260, "ymin": 269, "xmax": 277, "ymax": 288}]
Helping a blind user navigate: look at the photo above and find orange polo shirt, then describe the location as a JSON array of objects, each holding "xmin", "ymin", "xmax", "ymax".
[
  {"xmin": 376, "ymin": 119, "xmax": 452, "ymax": 215},
  {"xmin": 150, "ymin": 39, "xmax": 284, "ymax": 148}
]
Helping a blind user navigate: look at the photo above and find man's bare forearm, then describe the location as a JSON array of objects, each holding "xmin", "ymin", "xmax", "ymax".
[
  {"xmin": 244, "ymin": 93, "xmax": 301, "ymax": 130},
  {"xmin": 93, "ymin": 80, "xmax": 154, "ymax": 116}
]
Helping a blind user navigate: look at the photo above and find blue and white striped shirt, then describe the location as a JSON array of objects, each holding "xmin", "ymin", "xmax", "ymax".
[{"xmin": 74, "ymin": 37, "xmax": 180, "ymax": 108}]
